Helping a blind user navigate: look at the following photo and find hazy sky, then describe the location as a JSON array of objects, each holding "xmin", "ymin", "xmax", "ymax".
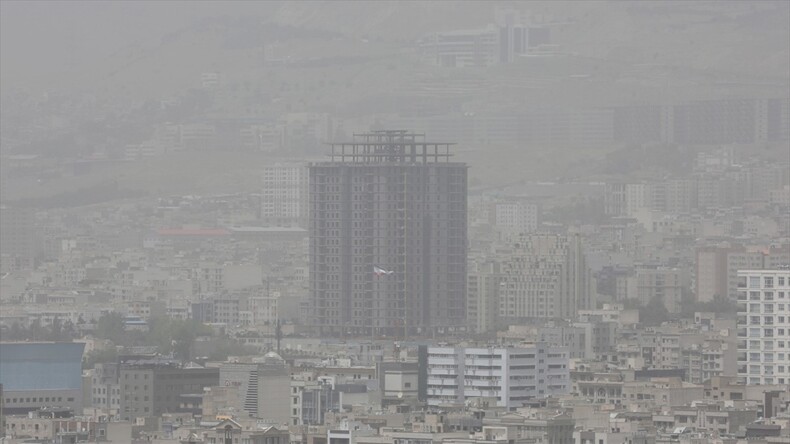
[{"xmin": 1, "ymin": 1, "xmax": 787, "ymax": 97}]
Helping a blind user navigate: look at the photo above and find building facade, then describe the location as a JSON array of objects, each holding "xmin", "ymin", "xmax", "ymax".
[
  {"xmin": 492, "ymin": 201, "xmax": 539, "ymax": 234},
  {"xmin": 0, "ymin": 205, "xmax": 36, "ymax": 273},
  {"xmin": 118, "ymin": 362, "xmax": 218, "ymax": 421},
  {"xmin": 737, "ymin": 269, "xmax": 790, "ymax": 386},
  {"xmin": 499, "ymin": 233, "xmax": 593, "ymax": 321},
  {"xmin": 0, "ymin": 342, "xmax": 85, "ymax": 415},
  {"xmin": 467, "ymin": 260, "xmax": 503, "ymax": 334},
  {"xmin": 308, "ymin": 131, "xmax": 467, "ymax": 337},
  {"xmin": 218, "ymin": 352, "xmax": 290, "ymax": 424},
  {"xmin": 260, "ymin": 163, "xmax": 309, "ymax": 227},
  {"xmin": 424, "ymin": 345, "xmax": 570, "ymax": 409}
]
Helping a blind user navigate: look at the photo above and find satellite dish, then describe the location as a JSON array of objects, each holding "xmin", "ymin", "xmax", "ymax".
[{"xmin": 397, "ymin": 392, "xmax": 403, "ymax": 399}]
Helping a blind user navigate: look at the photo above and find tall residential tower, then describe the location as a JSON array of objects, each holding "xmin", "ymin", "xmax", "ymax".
[
  {"xmin": 308, "ymin": 131, "xmax": 467, "ymax": 337},
  {"xmin": 737, "ymin": 269, "xmax": 790, "ymax": 386}
]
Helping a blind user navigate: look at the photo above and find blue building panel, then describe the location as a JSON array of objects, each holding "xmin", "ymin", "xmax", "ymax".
[{"xmin": 0, "ymin": 342, "xmax": 85, "ymax": 391}]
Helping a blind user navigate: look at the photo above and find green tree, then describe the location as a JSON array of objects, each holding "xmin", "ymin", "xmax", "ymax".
[
  {"xmin": 206, "ymin": 339, "xmax": 257, "ymax": 361},
  {"xmin": 83, "ymin": 347, "xmax": 119, "ymax": 369},
  {"xmin": 95, "ymin": 313, "xmax": 127, "ymax": 344},
  {"xmin": 679, "ymin": 295, "xmax": 739, "ymax": 317},
  {"xmin": 144, "ymin": 316, "xmax": 212, "ymax": 360},
  {"xmin": 29, "ymin": 319, "xmax": 46, "ymax": 341},
  {"xmin": 640, "ymin": 297, "xmax": 671, "ymax": 326},
  {"xmin": 48, "ymin": 316, "xmax": 63, "ymax": 341}
]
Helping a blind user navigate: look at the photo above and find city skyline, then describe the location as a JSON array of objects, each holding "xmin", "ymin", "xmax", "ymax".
[{"xmin": 1, "ymin": 1, "xmax": 789, "ymax": 443}]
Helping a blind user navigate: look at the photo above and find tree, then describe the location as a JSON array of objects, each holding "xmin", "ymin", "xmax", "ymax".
[
  {"xmin": 640, "ymin": 297, "xmax": 671, "ymax": 326},
  {"xmin": 679, "ymin": 294, "xmax": 739, "ymax": 317},
  {"xmin": 206, "ymin": 339, "xmax": 257, "ymax": 361},
  {"xmin": 95, "ymin": 313, "xmax": 127, "ymax": 344},
  {"xmin": 144, "ymin": 316, "xmax": 212, "ymax": 360},
  {"xmin": 48, "ymin": 316, "xmax": 63, "ymax": 341},
  {"xmin": 29, "ymin": 319, "xmax": 46, "ymax": 341},
  {"xmin": 83, "ymin": 347, "xmax": 119, "ymax": 369}
]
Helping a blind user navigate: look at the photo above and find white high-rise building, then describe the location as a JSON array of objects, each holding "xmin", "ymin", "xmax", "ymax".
[
  {"xmin": 260, "ymin": 163, "xmax": 308, "ymax": 227},
  {"xmin": 425, "ymin": 345, "xmax": 570, "ymax": 409},
  {"xmin": 493, "ymin": 201, "xmax": 539, "ymax": 234},
  {"xmin": 737, "ymin": 269, "xmax": 790, "ymax": 385}
]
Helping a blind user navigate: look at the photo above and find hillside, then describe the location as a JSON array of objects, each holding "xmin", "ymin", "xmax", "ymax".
[{"xmin": 2, "ymin": 1, "xmax": 787, "ymax": 99}]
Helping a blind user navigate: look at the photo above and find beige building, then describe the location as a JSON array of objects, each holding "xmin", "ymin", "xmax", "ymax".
[
  {"xmin": 696, "ymin": 244, "xmax": 789, "ymax": 303},
  {"xmin": 499, "ymin": 233, "xmax": 593, "ymax": 321},
  {"xmin": 634, "ymin": 267, "xmax": 690, "ymax": 313},
  {"xmin": 621, "ymin": 378, "xmax": 703, "ymax": 410},
  {"xmin": 218, "ymin": 353, "xmax": 290, "ymax": 424}
]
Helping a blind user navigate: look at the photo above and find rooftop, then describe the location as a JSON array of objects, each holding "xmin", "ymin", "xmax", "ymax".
[{"xmin": 324, "ymin": 130, "xmax": 457, "ymax": 165}]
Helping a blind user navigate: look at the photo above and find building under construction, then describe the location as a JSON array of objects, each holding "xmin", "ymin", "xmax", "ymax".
[{"xmin": 308, "ymin": 130, "xmax": 467, "ymax": 337}]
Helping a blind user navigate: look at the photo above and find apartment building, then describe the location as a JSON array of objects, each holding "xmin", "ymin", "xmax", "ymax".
[
  {"xmin": 424, "ymin": 345, "xmax": 570, "ymax": 410},
  {"xmin": 260, "ymin": 163, "xmax": 308, "ymax": 227},
  {"xmin": 491, "ymin": 201, "xmax": 539, "ymax": 234},
  {"xmin": 308, "ymin": 131, "xmax": 467, "ymax": 337},
  {"xmin": 466, "ymin": 260, "xmax": 503, "ymax": 334},
  {"xmin": 118, "ymin": 362, "xmax": 219, "ymax": 421},
  {"xmin": 499, "ymin": 233, "xmax": 593, "ymax": 321},
  {"xmin": 736, "ymin": 269, "xmax": 790, "ymax": 385}
]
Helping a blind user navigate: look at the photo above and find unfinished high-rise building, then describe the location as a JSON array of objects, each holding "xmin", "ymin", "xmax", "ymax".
[{"xmin": 308, "ymin": 130, "xmax": 467, "ymax": 337}]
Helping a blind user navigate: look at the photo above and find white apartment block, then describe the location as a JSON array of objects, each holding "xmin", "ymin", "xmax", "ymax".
[
  {"xmin": 426, "ymin": 345, "xmax": 570, "ymax": 410},
  {"xmin": 261, "ymin": 163, "xmax": 308, "ymax": 227},
  {"xmin": 248, "ymin": 296, "xmax": 279, "ymax": 326},
  {"xmin": 737, "ymin": 269, "xmax": 790, "ymax": 385},
  {"xmin": 604, "ymin": 183, "xmax": 646, "ymax": 217},
  {"xmin": 493, "ymin": 201, "xmax": 539, "ymax": 234}
]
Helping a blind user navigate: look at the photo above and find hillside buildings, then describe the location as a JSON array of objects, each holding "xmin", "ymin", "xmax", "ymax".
[
  {"xmin": 418, "ymin": 9, "xmax": 551, "ymax": 68},
  {"xmin": 0, "ymin": 206, "xmax": 36, "ymax": 273}
]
